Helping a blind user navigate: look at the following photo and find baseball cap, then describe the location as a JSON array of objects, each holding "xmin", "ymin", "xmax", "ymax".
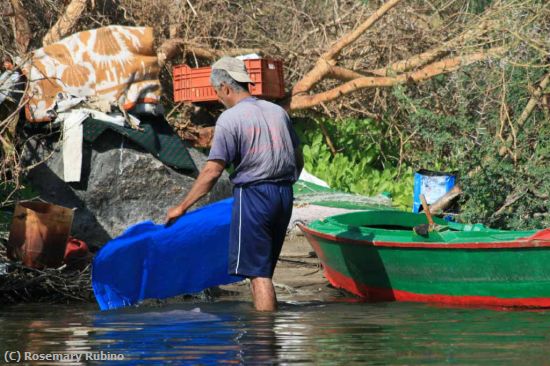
[{"xmin": 212, "ymin": 56, "xmax": 253, "ymax": 83}]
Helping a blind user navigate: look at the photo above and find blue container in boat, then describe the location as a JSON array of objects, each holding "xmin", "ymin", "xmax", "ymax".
[{"xmin": 413, "ymin": 169, "xmax": 456, "ymax": 213}]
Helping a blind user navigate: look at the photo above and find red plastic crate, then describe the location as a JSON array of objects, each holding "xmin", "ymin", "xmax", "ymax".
[{"xmin": 173, "ymin": 59, "xmax": 285, "ymax": 103}]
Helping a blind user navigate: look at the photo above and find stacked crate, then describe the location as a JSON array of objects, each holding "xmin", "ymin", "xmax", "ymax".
[{"xmin": 173, "ymin": 59, "xmax": 285, "ymax": 103}]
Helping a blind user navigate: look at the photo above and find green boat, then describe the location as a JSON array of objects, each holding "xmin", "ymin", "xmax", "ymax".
[{"xmin": 299, "ymin": 210, "xmax": 550, "ymax": 308}]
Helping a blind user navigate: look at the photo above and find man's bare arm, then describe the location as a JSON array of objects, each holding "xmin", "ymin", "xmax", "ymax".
[{"xmin": 165, "ymin": 160, "xmax": 226, "ymax": 224}]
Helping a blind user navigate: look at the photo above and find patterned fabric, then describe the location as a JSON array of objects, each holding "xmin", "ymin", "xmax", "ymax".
[
  {"xmin": 24, "ymin": 26, "xmax": 161, "ymax": 123},
  {"xmin": 83, "ymin": 117, "xmax": 197, "ymax": 173}
]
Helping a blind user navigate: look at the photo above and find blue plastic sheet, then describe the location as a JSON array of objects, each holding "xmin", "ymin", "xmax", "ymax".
[
  {"xmin": 412, "ymin": 170, "xmax": 456, "ymax": 213},
  {"xmin": 92, "ymin": 198, "xmax": 242, "ymax": 311}
]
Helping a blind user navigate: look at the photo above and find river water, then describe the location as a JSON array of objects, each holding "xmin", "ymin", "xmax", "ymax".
[{"xmin": 1, "ymin": 300, "xmax": 549, "ymax": 365}]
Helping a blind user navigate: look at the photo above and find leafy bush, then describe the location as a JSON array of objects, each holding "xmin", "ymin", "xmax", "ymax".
[
  {"xmin": 294, "ymin": 117, "xmax": 414, "ymax": 211},
  {"xmin": 385, "ymin": 60, "xmax": 549, "ymax": 230},
  {"xmin": 294, "ymin": 55, "xmax": 549, "ymax": 230}
]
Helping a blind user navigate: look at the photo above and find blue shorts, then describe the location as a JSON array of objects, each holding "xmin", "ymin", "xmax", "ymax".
[{"xmin": 228, "ymin": 182, "xmax": 293, "ymax": 278}]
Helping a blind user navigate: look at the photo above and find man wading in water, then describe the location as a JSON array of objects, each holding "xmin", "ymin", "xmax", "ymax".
[{"xmin": 166, "ymin": 56, "xmax": 303, "ymax": 311}]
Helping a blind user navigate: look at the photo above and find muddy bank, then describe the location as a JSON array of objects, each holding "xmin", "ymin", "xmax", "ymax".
[{"xmin": 216, "ymin": 234, "xmax": 350, "ymax": 303}]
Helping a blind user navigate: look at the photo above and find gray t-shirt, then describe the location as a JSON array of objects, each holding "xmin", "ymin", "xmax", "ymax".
[{"xmin": 208, "ymin": 97, "xmax": 300, "ymax": 186}]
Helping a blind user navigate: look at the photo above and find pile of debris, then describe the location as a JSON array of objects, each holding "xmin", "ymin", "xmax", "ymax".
[{"xmin": 0, "ymin": 238, "xmax": 93, "ymax": 304}]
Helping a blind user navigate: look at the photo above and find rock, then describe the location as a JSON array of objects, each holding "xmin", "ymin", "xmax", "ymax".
[{"xmin": 22, "ymin": 130, "xmax": 232, "ymax": 248}]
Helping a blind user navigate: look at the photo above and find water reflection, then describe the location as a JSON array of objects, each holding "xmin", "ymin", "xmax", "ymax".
[
  {"xmin": 0, "ymin": 301, "xmax": 550, "ymax": 365},
  {"xmin": 92, "ymin": 306, "xmax": 243, "ymax": 364},
  {"xmin": 0, "ymin": 305, "xmax": 98, "ymax": 365}
]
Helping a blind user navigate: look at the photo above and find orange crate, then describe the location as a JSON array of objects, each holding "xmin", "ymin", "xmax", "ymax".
[{"xmin": 173, "ymin": 59, "xmax": 285, "ymax": 103}]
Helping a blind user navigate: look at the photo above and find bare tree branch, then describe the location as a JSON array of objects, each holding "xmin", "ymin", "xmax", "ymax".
[
  {"xmin": 429, "ymin": 185, "xmax": 462, "ymax": 214},
  {"xmin": 292, "ymin": 0, "xmax": 403, "ymax": 96},
  {"xmin": 157, "ymin": 38, "xmax": 260, "ymax": 66},
  {"xmin": 368, "ymin": 19, "xmax": 493, "ymax": 76},
  {"xmin": 289, "ymin": 47, "xmax": 505, "ymax": 110},
  {"xmin": 323, "ymin": 0, "xmax": 403, "ymax": 61},
  {"xmin": 498, "ymin": 72, "xmax": 550, "ymax": 156},
  {"xmin": 491, "ymin": 190, "xmax": 526, "ymax": 219},
  {"xmin": 9, "ymin": 0, "xmax": 32, "ymax": 53},
  {"xmin": 43, "ymin": 0, "xmax": 88, "ymax": 46},
  {"xmin": 326, "ymin": 66, "xmax": 368, "ymax": 81}
]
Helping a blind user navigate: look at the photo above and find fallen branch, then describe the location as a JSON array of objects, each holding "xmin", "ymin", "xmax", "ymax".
[
  {"xmin": 323, "ymin": 0, "xmax": 403, "ymax": 61},
  {"xmin": 157, "ymin": 38, "xmax": 260, "ymax": 66},
  {"xmin": 43, "ymin": 0, "xmax": 88, "ymax": 46},
  {"xmin": 290, "ymin": 47, "xmax": 505, "ymax": 110},
  {"xmin": 368, "ymin": 19, "xmax": 493, "ymax": 76},
  {"xmin": 429, "ymin": 185, "xmax": 462, "ymax": 214},
  {"xmin": 327, "ymin": 66, "xmax": 369, "ymax": 81},
  {"xmin": 292, "ymin": 0, "xmax": 403, "ymax": 95}
]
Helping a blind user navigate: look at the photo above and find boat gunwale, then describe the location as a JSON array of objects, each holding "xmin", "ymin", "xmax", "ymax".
[{"xmin": 298, "ymin": 224, "xmax": 550, "ymax": 249}]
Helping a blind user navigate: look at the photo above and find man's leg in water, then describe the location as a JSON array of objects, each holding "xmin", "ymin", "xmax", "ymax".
[{"xmin": 250, "ymin": 277, "xmax": 277, "ymax": 311}]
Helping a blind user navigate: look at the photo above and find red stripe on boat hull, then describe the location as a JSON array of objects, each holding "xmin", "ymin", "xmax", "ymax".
[{"xmin": 323, "ymin": 264, "xmax": 550, "ymax": 308}]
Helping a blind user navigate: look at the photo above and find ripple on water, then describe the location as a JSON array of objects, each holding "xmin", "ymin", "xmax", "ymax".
[{"xmin": 0, "ymin": 301, "xmax": 549, "ymax": 365}]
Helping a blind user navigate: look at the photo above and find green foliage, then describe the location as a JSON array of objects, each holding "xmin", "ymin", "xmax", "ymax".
[
  {"xmin": 295, "ymin": 117, "xmax": 414, "ymax": 211},
  {"xmin": 295, "ymin": 45, "xmax": 548, "ymax": 230},
  {"xmin": 465, "ymin": 0, "xmax": 494, "ymax": 14},
  {"xmin": 386, "ymin": 61, "xmax": 549, "ymax": 230}
]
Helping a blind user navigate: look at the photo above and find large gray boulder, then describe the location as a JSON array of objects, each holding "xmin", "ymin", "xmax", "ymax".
[{"xmin": 22, "ymin": 131, "xmax": 232, "ymax": 248}]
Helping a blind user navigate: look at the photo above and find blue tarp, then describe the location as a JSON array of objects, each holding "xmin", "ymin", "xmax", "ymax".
[{"xmin": 92, "ymin": 198, "xmax": 242, "ymax": 311}]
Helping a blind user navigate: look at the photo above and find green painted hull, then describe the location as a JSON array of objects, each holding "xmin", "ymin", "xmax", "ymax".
[{"xmin": 301, "ymin": 211, "xmax": 550, "ymax": 307}]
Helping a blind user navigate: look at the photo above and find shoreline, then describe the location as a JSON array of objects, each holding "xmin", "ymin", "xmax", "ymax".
[
  {"xmin": 217, "ymin": 234, "xmax": 348, "ymax": 303},
  {"xmin": 0, "ymin": 232, "xmax": 351, "ymax": 307}
]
